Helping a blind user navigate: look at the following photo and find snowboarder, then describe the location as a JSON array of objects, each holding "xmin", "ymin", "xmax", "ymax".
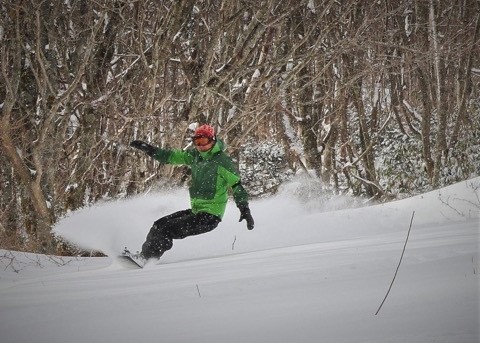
[{"xmin": 129, "ymin": 124, "xmax": 254, "ymax": 263}]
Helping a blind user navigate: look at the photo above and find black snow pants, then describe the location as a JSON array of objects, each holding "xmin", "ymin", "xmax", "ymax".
[{"xmin": 141, "ymin": 209, "xmax": 221, "ymax": 259}]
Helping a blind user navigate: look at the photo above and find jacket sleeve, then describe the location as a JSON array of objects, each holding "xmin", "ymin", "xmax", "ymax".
[
  {"xmin": 153, "ymin": 148, "xmax": 194, "ymax": 165},
  {"xmin": 231, "ymin": 181, "xmax": 249, "ymax": 206},
  {"xmin": 218, "ymin": 157, "xmax": 249, "ymax": 206}
]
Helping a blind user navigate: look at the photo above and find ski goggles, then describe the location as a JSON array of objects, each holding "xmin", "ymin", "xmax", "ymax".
[{"xmin": 192, "ymin": 135, "xmax": 213, "ymax": 147}]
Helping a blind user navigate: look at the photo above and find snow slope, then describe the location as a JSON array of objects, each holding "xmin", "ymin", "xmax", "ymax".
[{"xmin": 1, "ymin": 178, "xmax": 479, "ymax": 343}]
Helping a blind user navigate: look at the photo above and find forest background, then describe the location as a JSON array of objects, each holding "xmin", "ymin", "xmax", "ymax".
[{"xmin": 1, "ymin": 0, "xmax": 479, "ymax": 254}]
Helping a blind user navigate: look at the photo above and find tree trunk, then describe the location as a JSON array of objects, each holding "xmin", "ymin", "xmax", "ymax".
[
  {"xmin": 429, "ymin": 0, "xmax": 447, "ymax": 187},
  {"xmin": 416, "ymin": 67, "xmax": 435, "ymax": 183}
]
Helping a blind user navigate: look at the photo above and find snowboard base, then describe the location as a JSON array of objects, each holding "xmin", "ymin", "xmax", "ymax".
[{"xmin": 119, "ymin": 248, "xmax": 146, "ymax": 268}]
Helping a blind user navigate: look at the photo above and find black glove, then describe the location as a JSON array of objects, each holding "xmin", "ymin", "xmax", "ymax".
[
  {"xmin": 238, "ymin": 204, "xmax": 254, "ymax": 230},
  {"xmin": 130, "ymin": 140, "xmax": 157, "ymax": 157}
]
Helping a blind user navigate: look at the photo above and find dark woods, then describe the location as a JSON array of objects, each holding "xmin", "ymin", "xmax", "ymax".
[{"xmin": 1, "ymin": 0, "xmax": 479, "ymax": 253}]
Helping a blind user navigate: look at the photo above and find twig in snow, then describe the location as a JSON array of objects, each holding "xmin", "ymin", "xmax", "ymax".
[
  {"xmin": 232, "ymin": 235, "xmax": 237, "ymax": 250},
  {"xmin": 375, "ymin": 211, "xmax": 415, "ymax": 315},
  {"xmin": 196, "ymin": 284, "xmax": 202, "ymax": 298}
]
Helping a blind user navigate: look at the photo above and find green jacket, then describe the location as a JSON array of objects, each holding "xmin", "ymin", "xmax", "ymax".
[{"xmin": 152, "ymin": 139, "xmax": 249, "ymax": 219}]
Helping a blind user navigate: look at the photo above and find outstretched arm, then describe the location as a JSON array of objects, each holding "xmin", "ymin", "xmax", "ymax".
[
  {"xmin": 130, "ymin": 140, "xmax": 157, "ymax": 157},
  {"xmin": 130, "ymin": 140, "xmax": 193, "ymax": 165}
]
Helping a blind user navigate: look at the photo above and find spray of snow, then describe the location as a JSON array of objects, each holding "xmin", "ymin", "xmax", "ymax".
[{"xmin": 53, "ymin": 177, "xmax": 479, "ymax": 264}]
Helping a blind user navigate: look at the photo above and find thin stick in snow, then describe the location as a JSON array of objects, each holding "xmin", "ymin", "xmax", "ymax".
[
  {"xmin": 196, "ymin": 284, "xmax": 201, "ymax": 298},
  {"xmin": 375, "ymin": 211, "xmax": 415, "ymax": 315},
  {"xmin": 232, "ymin": 235, "xmax": 237, "ymax": 250}
]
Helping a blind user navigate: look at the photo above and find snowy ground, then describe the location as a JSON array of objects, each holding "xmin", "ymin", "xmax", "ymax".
[{"xmin": 1, "ymin": 178, "xmax": 479, "ymax": 343}]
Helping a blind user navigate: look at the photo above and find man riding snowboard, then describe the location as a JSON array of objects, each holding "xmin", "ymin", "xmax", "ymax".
[{"xmin": 128, "ymin": 124, "xmax": 254, "ymax": 265}]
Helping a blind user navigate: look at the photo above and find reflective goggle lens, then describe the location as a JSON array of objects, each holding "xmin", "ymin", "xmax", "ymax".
[{"xmin": 193, "ymin": 136, "xmax": 212, "ymax": 146}]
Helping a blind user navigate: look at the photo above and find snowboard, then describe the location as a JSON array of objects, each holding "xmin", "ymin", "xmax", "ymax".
[{"xmin": 119, "ymin": 248, "xmax": 146, "ymax": 269}]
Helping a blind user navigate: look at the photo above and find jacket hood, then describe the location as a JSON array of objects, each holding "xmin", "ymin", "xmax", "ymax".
[{"xmin": 199, "ymin": 138, "xmax": 225, "ymax": 159}]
